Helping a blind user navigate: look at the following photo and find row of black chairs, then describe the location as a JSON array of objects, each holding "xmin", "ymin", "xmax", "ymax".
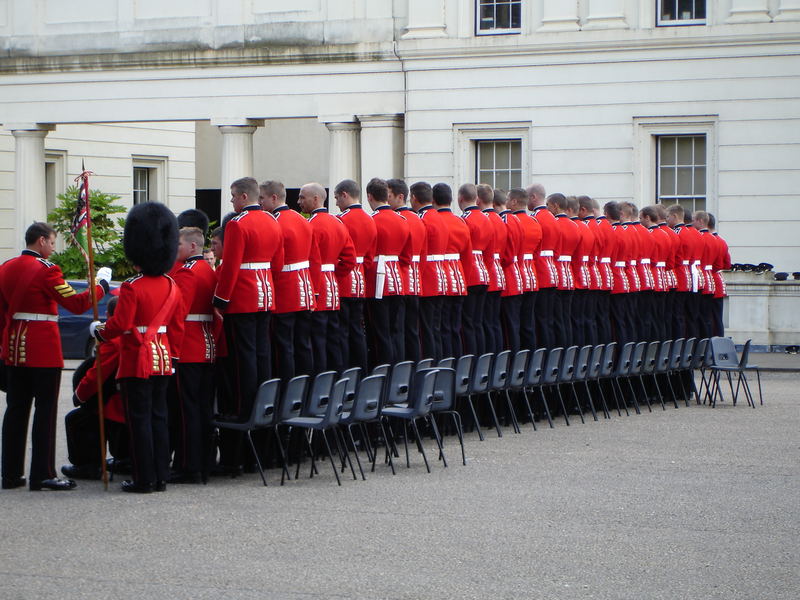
[{"xmin": 213, "ymin": 336, "xmax": 761, "ymax": 487}]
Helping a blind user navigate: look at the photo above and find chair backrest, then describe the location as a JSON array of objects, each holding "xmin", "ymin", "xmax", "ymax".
[
  {"xmin": 629, "ymin": 341, "xmax": 647, "ymax": 375},
  {"xmin": 317, "ymin": 378, "xmax": 347, "ymax": 428},
  {"xmin": 386, "ymin": 360, "xmax": 414, "ymax": 405},
  {"xmin": 430, "ymin": 367, "xmax": 456, "ymax": 413},
  {"xmin": 524, "ymin": 348, "xmax": 547, "ymax": 387},
  {"xmin": 508, "ymin": 349, "xmax": 529, "ymax": 389},
  {"xmin": 702, "ymin": 338, "xmax": 715, "ymax": 368},
  {"xmin": 669, "ymin": 338, "xmax": 685, "ymax": 370},
  {"xmin": 489, "ymin": 349, "xmax": 512, "ymax": 391},
  {"xmin": 304, "ymin": 370, "xmax": 336, "ymax": 416},
  {"xmin": 250, "ymin": 378, "xmax": 281, "ymax": 427},
  {"xmin": 339, "ymin": 366, "xmax": 362, "ymax": 413},
  {"xmin": 416, "ymin": 358, "xmax": 434, "ymax": 371},
  {"xmin": 574, "ymin": 345, "xmax": 592, "ymax": 381},
  {"xmin": 680, "ymin": 337, "xmax": 697, "ymax": 369},
  {"xmin": 739, "ymin": 339, "xmax": 752, "ymax": 369},
  {"xmin": 278, "ymin": 375, "xmax": 310, "ymax": 421},
  {"xmin": 542, "ymin": 347, "xmax": 563, "ymax": 384},
  {"xmin": 409, "ymin": 369, "xmax": 438, "ymax": 417},
  {"xmin": 557, "ymin": 346, "xmax": 579, "ymax": 383},
  {"xmin": 600, "ymin": 342, "xmax": 617, "ymax": 378},
  {"xmin": 587, "ymin": 344, "xmax": 604, "ymax": 379},
  {"xmin": 655, "ymin": 340, "xmax": 672, "ymax": 373},
  {"xmin": 689, "ymin": 338, "xmax": 707, "ymax": 369},
  {"xmin": 437, "ymin": 357, "xmax": 456, "ymax": 370},
  {"xmin": 371, "ymin": 364, "xmax": 391, "ymax": 378},
  {"xmin": 349, "ymin": 374, "xmax": 385, "ymax": 422},
  {"xmin": 454, "ymin": 354, "xmax": 474, "ymax": 396},
  {"xmin": 612, "ymin": 342, "xmax": 635, "ymax": 377},
  {"xmin": 642, "ymin": 341, "xmax": 660, "ymax": 374},
  {"xmin": 710, "ymin": 336, "xmax": 740, "ymax": 368},
  {"xmin": 469, "ymin": 353, "xmax": 494, "ymax": 394}
]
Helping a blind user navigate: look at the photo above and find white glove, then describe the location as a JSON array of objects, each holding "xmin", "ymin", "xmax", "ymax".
[
  {"xmin": 89, "ymin": 320, "xmax": 102, "ymax": 338},
  {"xmin": 96, "ymin": 267, "xmax": 112, "ymax": 285}
]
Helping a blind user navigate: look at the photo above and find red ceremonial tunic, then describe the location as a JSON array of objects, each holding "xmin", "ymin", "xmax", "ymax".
[
  {"xmin": 75, "ymin": 337, "xmax": 125, "ymax": 423},
  {"xmin": 530, "ymin": 205, "xmax": 560, "ymax": 289},
  {"xmin": 366, "ymin": 205, "xmax": 412, "ymax": 298},
  {"xmin": 632, "ymin": 222, "xmax": 656, "ymax": 291},
  {"xmin": 417, "ymin": 205, "xmax": 449, "ymax": 297},
  {"xmin": 499, "ymin": 210, "xmax": 524, "ymax": 297},
  {"xmin": 671, "ymin": 224, "xmax": 693, "ymax": 292},
  {"xmin": 169, "ymin": 256, "xmax": 217, "ymax": 363},
  {"xmin": 308, "ymin": 208, "xmax": 356, "ymax": 311},
  {"xmin": 272, "ymin": 205, "xmax": 316, "ymax": 313},
  {"xmin": 648, "ymin": 225, "xmax": 670, "ymax": 293},
  {"xmin": 595, "ymin": 216, "xmax": 616, "ymax": 291},
  {"xmin": 0, "ymin": 251, "xmax": 105, "ymax": 368},
  {"xmin": 214, "ymin": 205, "xmax": 284, "ymax": 313},
  {"xmin": 571, "ymin": 217, "xmax": 594, "ymax": 291},
  {"xmin": 610, "ymin": 222, "xmax": 631, "ymax": 295},
  {"xmin": 514, "ymin": 210, "xmax": 542, "ymax": 292},
  {"xmin": 583, "ymin": 218, "xmax": 603, "ymax": 291},
  {"xmin": 337, "ymin": 204, "xmax": 376, "ymax": 299},
  {"xmin": 658, "ymin": 223, "xmax": 679, "ymax": 290},
  {"xmin": 712, "ymin": 232, "xmax": 731, "ymax": 299},
  {"xmin": 461, "ymin": 206, "xmax": 491, "ymax": 288},
  {"xmin": 97, "ymin": 274, "xmax": 184, "ymax": 379},
  {"xmin": 621, "ymin": 223, "xmax": 642, "ymax": 292},
  {"xmin": 682, "ymin": 225, "xmax": 706, "ymax": 292},
  {"xmin": 438, "ymin": 208, "xmax": 471, "ymax": 297},
  {"xmin": 697, "ymin": 229, "xmax": 718, "ymax": 296},
  {"xmin": 482, "ymin": 208, "xmax": 507, "ymax": 293},
  {"xmin": 554, "ymin": 213, "xmax": 579, "ymax": 291},
  {"xmin": 396, "ymin": 207, "xmax": 426, "ymax": 296}
]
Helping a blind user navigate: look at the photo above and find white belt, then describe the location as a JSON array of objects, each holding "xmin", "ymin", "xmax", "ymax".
[
  {"xmin": 630, "ymin": 260, "xmax": 637, "ymax": 266},
  {"xmin": 682, "ymin": 260, "xmax": 690, "ymax": 265},
  {"xmin": 614, "ymin": 261, "xmax": 627, "ymax": 267},
  {"xmin": 411, "ymin": 256, "xmax": 420, "ymax": 263},
  {"xmin": 600, "ymin": 257, "xmax": 611, "ymax": 264},
  {"xmin": 241, "ymin": 262, "xmax": 270, "ymax": 270},
  {"xmin": 493, "ymin": 253, "xmax": 501, "ymax": 260},
  {"xmin": 581, "ymin": 256, "xmax": 589, "ymax": 262},
  {"xmin": 473, "ymin": 250, "xmax": 484, "ymax": 256},
  {"xmin": 320, "ymin": 263, "xmax": 335, "ymax": 272},
  {"xmin": 427, "ymin": 254, "xmax": 444, "ymax": 262},
  {"xmin": 444, "ymin": 253, "xmax": 459, "ymax": 260},
  {"xmin": 356, "ymin": 257, "xmax": 365, "ymax": 264},
  {"xmin": 377, "ymin": 255, "xmax": 399, "ymax": 262},
  {"xmin": 540, "ymin": 250, "xmax": 554, "ymax": 257},
  {"xmin": 185, "ymin": 314, "xmax": 213, "ymax": 322},
  {"xmin": 523, "ymin": 253, "xmax": 533, "ymax": 260},
  {"xmin": 282, "ymin": 260, "xmax": 310, "ymax": 272},
  {"xmin": 558, "ymin": 255, "xmax": 571, "ymax": 262},
  {"xmin": 128, "ymin": 325, "xmax": 167, "ymax": 334},
  {"xmin": 12, "ymin": 312, "xmax": 58, "ymax": 322},
  {"xmin": 656, "ymin": 261, "xmax": 666, "ymax": 268},
  {"xmin": 640, "ymin": 258, "xmax": 651, "ymax": 264},
  {"xmin": 704, "ymin": 265, "xmax": 713, "ymax": 270},
  {"xmin": 512, "ymin": 256, "xmax": 518, "ymax": 263},
  {"xmin": 693, "ymin": 260, "xmax": 701, "ymax": 265}
]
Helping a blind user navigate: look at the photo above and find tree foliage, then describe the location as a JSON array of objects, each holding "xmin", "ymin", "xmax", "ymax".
[{"xmin": 47, "ymin": 186, "xmax": 134, "ymax": 280}]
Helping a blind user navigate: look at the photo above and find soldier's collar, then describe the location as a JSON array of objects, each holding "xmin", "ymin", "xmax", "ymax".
[
  {"xmin": 512, "ymin": 209, "xmax": 527, "ymax": 214},
  {"xmin": 481, "ymin": 207, "xmax": 497, "ymax": 213},
  {"xmin": 22, "ymin": 249, "xmax": 42, "ymax": 257},
  {"xmin": 186, "ymin": 254, "xmax": 203, "ymax": 262},
  {"xmin": 273, "ymin": 205, "xmax": 290, "ymax": 213},
  {"xmin": 597, "ymin": 215, "xmax": 608, "ymax": 220},
  {"xmin": 375, "ymin": 204, "xmax": 392, "ymax": 211},
  {"xmin": 464, "ymin": 205, "xmax": 480, "ymax": 212},
  {"xmin": 312, "ymin": 207, "xmax": 327, "ymax": 214},
  {"xmin": 499, "ymin": 208, "xmax": 511, "ymax": 215},
  {"xmin": 436, "ymin": 207, "xmax": 452, "ymax": 212},
  {"xmin": 699, "ymin": 228, "xmax": 709, "ymax": 233},
  {"xmin": 418, "ymin": 204, "xmax": 435, "ymax": 212},
  {"xmin": 532, "ymin": 204, "xmax": 547, "ymax": 212},
  {"xmin": 570, "ymin": 216, "xmax": 579, "ymax": 221},
  {"xmin": 243, "ymin": 204, "xmax": 261, "ymax": 212},
  {"xmin": 555, "ymin": 213, "xmax": 568, "ymax": 218},
  {"xmin": 396, "ymin": 206, "xmax": 411, "ymax": 211},
  {"xmin": 345, "ymin": 203, "xmax": 363, "ymax": 210}
]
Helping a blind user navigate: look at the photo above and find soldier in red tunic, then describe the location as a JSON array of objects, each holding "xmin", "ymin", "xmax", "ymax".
[
  {"xmin": 708, "ymin": 213, "xmax": 731, "ymax": 337},
  {"xmin": 1, "ymin": 222, "xmax": 110, "ymax": 491},
  {"xmin": 478, "ymin": 184, "xmax": 506, "ymax": 353},
  {"xmin": 458, "ymin": 183, "xmax": 491, "ymax": 356},
  {"xmin": 510, "ymin": 188, "xmax": 542, "ymax": 351},
  {"xmin": 496, "ymin": 190, "xmax": 525, "ymax": 353},
  {"xmin": 528, "ymin": 184, "xmax": 562, "ymax": 350},
  {"xmin": 551, "ymin": 193, "xmax": 580, "ymax": 347},
  {"xmin": 93, "ymin": 202, "xmax": 183, "ymax": 493}
]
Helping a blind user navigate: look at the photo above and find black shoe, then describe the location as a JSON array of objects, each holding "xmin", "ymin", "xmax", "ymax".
[
  {"xmin": 61, "ymin": 464, "xmax": 101, "ymax": 480},
  {"xmin": 167, "ymin": 471, "xmax": 201, "ymax": 484},
  {"xmin": 30, "ymin": 477, "xmax": 76, "ymax": 491},
  {"xmin": 2, "ymin": 477, "xmax": 26, "ymax": 490},
  {"xmin": 155, "ymin": 481, "xmax": 167, "ymax": 492},
  {"xmin": 121, "ymin": 480, "xmax": 153, "ymax": 494},
  {"xmin": 210, "ymin": 464, "xmax": 243, "ymax": 477},
  {"xmin": 107, "ymin": 458, "xmax": 132, "ymax": 475}
]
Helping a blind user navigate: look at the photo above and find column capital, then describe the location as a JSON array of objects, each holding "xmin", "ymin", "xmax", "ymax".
[
  {"xmin": 324, "ymin": 121, "xmax": 361, "ymax": 133},
  {"xmin": 5, "ymin": 123, "xmax": 56, "ymax": 135},
  {"xmin": 356, "ymin": 114, "xmax": 405, "ymax": 129},
  {"xmin": 210, "ymin": 118, "xmax": 265, "ymax": 128}
]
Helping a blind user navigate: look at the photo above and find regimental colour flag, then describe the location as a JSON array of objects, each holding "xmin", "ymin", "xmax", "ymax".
[{"xmin": 71, "ymin": 165, "xmax": 91, "ymax": 260}]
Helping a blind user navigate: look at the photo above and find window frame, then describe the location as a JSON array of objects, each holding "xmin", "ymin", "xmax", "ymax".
[
  {"xmin": 475, "ymin": 0, "xmax": 523, "ymax": 36},
  {"xmin": 132, "ymin": 156, "xmax": 167, "ymax": 205},
  {"xmin": 655, "ymin": 134, "xmax": 707, "ymax": 214},
  {"xmin": 656, "ymin": 0, "xmax": 707, "ymax": 27},
  {"xmin": 475, "ymin": 139, "xmax": 524, "ymax": 191},
  {"xmin": 453, "ymin": 122, "xmax": 531, "ymax": 191}
]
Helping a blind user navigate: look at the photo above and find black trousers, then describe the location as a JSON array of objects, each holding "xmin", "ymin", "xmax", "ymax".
[
  {"xmin": 172, "ymin": 363, "xmax": 215, "ymax": 474},
  {"xmin": 535, "ymin": 287, "xmax": 557, "ymax": 350},
  {"xmin": 419, "ymin": 296, "xmax": 444, "ymax": 361},
  {"xmin": 272, "ymin": 311, "xmax": 313, "ymax": 380},
  {"xmin": 638, "ymin": 291, "xmax": 655, "ymax": 341},
  {"xmin": 223, "ymin": 312, "xmax": 271, "ymax": 418},
  {"xmin": 520, "ymin": 291, "xmax": 537, "ymax": 351},
  {"xmin": 570, "ymin": 290, "xmax": 586, "ymax": 348},
  {"xmin": 339, "ymin": 298, "xmax": 368, "ymax": 372},
  {"xmin": 65, "ymin": 406, "xmax": 128, "ymax": 468},
  {"xmin": 462, "ymin": 285, "xmax": 488, "ymax": 357},
  {"xmin": 121, "ymin": 376, "xmax": 170, "ymax": 487},
  {"xmin": 366, "ymin": 295, "xmax": 404, "ymax": 367},
  {"xmin": 672, "ymin": 291, "xmax": 688, "ymax": 340},
  {"xmin": 686, "ymin": 292, "xmax": 704, "ymax": 339},
  {"xmin": 700, "ymin": 294, "xmax": 715, "ymax": 340},
  {"xmin": 501, "ymin": 294, "xmax": 523, "ymax": 353},
  {"xmin": 610, "ymin": 293, "xmax": 632, "ymax": 346},
  {"xmin": 652, "ymin": 293, "xmax": 669, "ymax": 341},
  {"xmin": 594, "ymin": 290, "xmax": 612, "ymax": 345},
  {"xmin": 400, "ymin": 296, "xmax": 420, "ymax": 362},
  {"xmin": 712, "ymin": 297, "xmax": 725, "ymax": 337},
  {"xmin": 310, "ymin": 310, "xmax": 343, "ymax": 374},
  {"xmin": 2, "ymin": 367, "xmax": 61, "ymax": 481},
  {"xmin": 440, "ymin": 295, "xmax": 464, "ymax": 360},
  {"xmin": 483, "ymin": 291, "xmax": 503, "ymax": 354},
  {"xmin": 554, "ymin": 290, "xmax": 574, "ymax": 348}
]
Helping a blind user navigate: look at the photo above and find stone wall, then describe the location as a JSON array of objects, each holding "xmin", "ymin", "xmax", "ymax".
[{"xmin": 725, "ymin": 272, "xmax": 800, "ymax": 350}]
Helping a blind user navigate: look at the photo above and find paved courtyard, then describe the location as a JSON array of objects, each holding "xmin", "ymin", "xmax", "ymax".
[{"xmin": 1, "ymin": 358, "xmax": 798, "ymax": 599}]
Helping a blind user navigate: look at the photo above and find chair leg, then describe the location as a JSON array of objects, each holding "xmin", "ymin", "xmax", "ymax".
[
  {"xmin": 485, "ymin": 392, "xmax": 503, "ymax": 437},
  {"xmin": 665, "ymin": 372, "xmax": 680, "ymax": 409},
  {"xmin": 465, "ymin": 394, "xmax": 485, "ymax": 441},
  {"xmin": 401, "ymin": 421, "xmax": 411, "ymax": 468},
  {"xmin": 346, "ymin": 424, "xmax": 366, "ymax": 481},
  {"xmin": 504, "ymin": 390, "xmax": 521, "ymax": 433},
  {"xmin": 521, "ymin": 388, "xmax": 538, "ymax": 431},
  {"xmin": 274, "ymin": 425, "xmax": 293, "ymax": 486},
  {"xmin": 623, "ymin": 377, "xmax": 642, "ymax": 414},
  {"xmin": 755, "ymin": 369, "xmax": 764, "ymax": 405},
  {"xmin": 245, "ymin": 430, "xmax": 268, "ymax": 487},
  {"xmin": 592, "ymin": 380, "xmax": 611, "ymax": 419},
  {"xmin": 536, "ymin": 387, "xmax": 555, "ymax": 428},
  {"xmin": 568, "ymin": 383, "xmax": 586, "ymax": 424},
  {"xmin": 582, "ymin": 381, "xmax": 599, "ymax": 421},
  {"xmin": 334, "ymin": 427, "xmax": 357, "ymax": 480},
  {"xmin": 448, "ymin": 411, "xmax": 467, "ymax": 466},
  {"xmin": 652, "ymin": 375, "xmax": 667, "ymax": 411},
  {"xmin": 410, "ymin": 419, "xmax": 431, "ymax": 473},
  {"xmin": 636, "ymin": 375, "xmax": 652, "ymax": 412},
  {"xmin": 554, "ymin": 385, "xmax": 571, "ymax": 426},
  {"xmin": 427, "ymin": 415, "xmax": 448, "ymax": 468},
  {"xmin": 320, "ymin": 429, "xmax": 342, "ymax": 486},
  {"xmin": 377, "ymin": 420, "xmax": 396, "ymax": 475}
]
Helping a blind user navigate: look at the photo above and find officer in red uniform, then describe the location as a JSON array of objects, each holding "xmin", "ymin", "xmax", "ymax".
[
  {"xmin": 605, "ymin": 202, "xmax": 633, "ymax": 344},
  {"xmin": 619, "ymin": 202, "xmax": 644, "ymax": 341},
  {"xmin": 388, "ymin": 178, "xmax": 426, "ymax": 362},
  {"xmin": 494, "ymin": 190, "xmax": 524, "ymax": 353},
  {"xmin": 666, "ymin": 204, "xmax": 693, "ymax": 339},
  {"xmin": 708, "ymin": 213, "xmax": 731, "ymax": 337},
  {"xmin": 458, "ymin": 184, "xmax": 491, "ymax": 356},
  {"xmin": 1, "ymin": 222, "xmax": 110, "ymax": 491},
  {"xmin": 528, "ymin": 184, "xmax": 561, "ymax": 350},
  {"xmin": 694, "ymin": 210, "xmax": 719, "ymax": 339},
  {"xmin": 641, "ymin": 205, "xmax": 670, "ymax": 341},
  {"xmin": 335, "ymin": 180, "xmax": 376, "ymax": 372},
  {"xmin": 509, "ymin": 188, "xmax": 541, "ymax": 351},
  {"xmin": 434, "ymin": 183, "xmax": 471, "ymax": 359},
  {"xmin": 411, "ymin": 181, "xmax": 449, "ymax": 361},
  {"xmin": 478, "ymin": 184, "xmax": 506, "ymax": 353},
  {"xmin": 299, "ymin": 182, "xmax": 357, "ymax": 373},
  {"xmin": 567, "ymin": 196, "xmax": 595, "ymax": 347},
  {"xmin": 365, "ymin": 178, "xmax": 412, "ymax": 366},
  {"xmin": 589, "ymin": 198, "xmax": 616, "ymax": 344},
  {"xmin": 167, "ymin": 226, "xmax": 217, "ymax": 483},
  {"xmin": 630, "ymin": 204, "xmax": 657, "ymax": 341},
  {"xmin": 259, "ymin": 180, "xmax": 316, "ymax": 380},
  {"xmin": 550, "ymin": 193, "xmax": 580, "ymax": 347},
  {"xmin": 655, "ymin": 204, "xmax": 679, "ymax": 340},
  {"xmin": 681, "ymin": 210, "xmax": 707, "ymax": 339},
  {"xmin": 578, "ymin": 196, "xmax": 607, "ymax": 345},
  {"xmin": 93, "ymin": 202, "xmax": 183, "ymax": 493}
]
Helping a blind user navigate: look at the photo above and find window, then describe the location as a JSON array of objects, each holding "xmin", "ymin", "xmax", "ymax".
[
  {"xmin": 476, "ymin": 0, "xmax": 521, "ymax": 35},
  {"xmin": 132, "ymin": 156, "xmax": 167, "ymax": 205},
  {"xmin": 133, "ymin": 167, "xmax": 151, "ymax": 204},
  {"xmin": 657, "ymin": 135, "xmax": 706, "ymax": 213},
  {"xmin": 477, "ymin": 140, "xmax": 522, "ymax": 190},
  {"xmin": 658, "ymin": 0, "xmax": 706, "ymax": 26}
]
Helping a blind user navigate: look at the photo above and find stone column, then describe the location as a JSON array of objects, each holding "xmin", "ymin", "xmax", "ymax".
[
  {"xmin": 403, "ymin": 0, "xmax": 447, "ymax": 39},
  {"xmin": 9, "ymin": 124, "xmax": 55, "ymax": 246},
  {"xmin": 775, "ymin": 0, "xmax": 800, "ymax": 21},
  {"xmin": 213, "ymin": 118, "xmax": 263, "ymax": 218},
  {"xmin": 539, "ymin": 1, "xmax": 580, "ymax": 31},
  {"xmin": 324, "ymin": 120, "xmax": 361, "ymax": 211},
  {"xmin": 358, "ymin": 114, "xmax": 404, "ymax": 186},
  {"xmin": 726, "ymin": 0, "xmax": 771, "ymax": 23},
  {"xmin": 583, "ymin": 0, "xmax": 629, "ymax": 29}
]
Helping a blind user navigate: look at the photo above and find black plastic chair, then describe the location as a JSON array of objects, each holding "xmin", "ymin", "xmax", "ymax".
[
  {"xmin": 586, "ymin": 344, "xmax": 611, "ymax": 419},
  {"xmin": 339, "ymin": 373, "xmax": 391, "ymax": 478},
  {"xmin": 430, "ymin": 367, "xmax": 466, "ymax": 465},
  {"xmin": 654, "ymin": 340, "xmax": 678, "ymax": 409},
  {"xmin": 556, "ymin": 346, "xmax": 584, "ymax": 425},
  {"xmin": 708, "ymin": 337, "xmax": 758, "ymax": 408},
  {"xmin": 508, "ymin": 349, "xmax": 536, "ymax": 431},
  {"xmin": 739, "ymin": 339, "xmax": 763, "ymax": 405},
  {"xmin": 437, "ymin": 357, "xmax": 456, "ymax": 370},
  {"xmin": 273, "ymin": 374, "xmax": 310, "ymax": 485},
  {"xmin": 385, "ymin": 360, "xmax": 414, "ymax": 406},
  {"xmin": 538, "ymin": 347, "xmax": 570, "ymax": 425},
  {"xmin": 609, "ymin": 342, "xmax": 638, "ymax": 415},
  {"xmin": 489, "ymin": 349, "xmax": 520, "ymax": 434},
  {"xmin": 468, "ymin": 353, "xmax": 501, "ymax": 438},
  {"xmin": 627, "ymin": 341, "xmax": 648, "ymax": 413},
  {"xmin": 522, "ymin": 348, "xmax": 553, "ymax": 428},
  {"xmin": 572, "ymin": 345, "xmax": 598, "ymax": 421},
  {"xmin": 212, "ymin": 378, "xmax": 282, "ymax": 487},
  {"xmin": 453, "ymin": 354, "xmax": 481, "ymax": 439}
]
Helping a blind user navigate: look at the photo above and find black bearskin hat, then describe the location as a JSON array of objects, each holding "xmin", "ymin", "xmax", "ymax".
[
  {"xmin": 123, "ymin": 202, "xmax": 178, "ymax": 276},
  {"xmin": 177, "ymin": 208, "xmax": 210, "ymax": 234}
]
